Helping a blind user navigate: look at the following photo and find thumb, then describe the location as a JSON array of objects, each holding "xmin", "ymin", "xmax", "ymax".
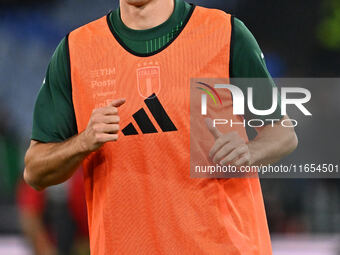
[
  {"xmin": 109, "ymin": 98, "xmax": 126, "ymax": 107},
  {"xmin": 205, "ymin": 118, "xmax": 222, "ymax": 139}
]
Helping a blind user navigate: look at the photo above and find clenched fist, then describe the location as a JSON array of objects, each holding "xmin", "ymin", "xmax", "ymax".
[
  {"xmin": 80, "ymin": 99, "xmax": 126, "ymax": 152},
  {"xmin": 206, "ymin": 119, "xmax": 252, "ymax": 167}
]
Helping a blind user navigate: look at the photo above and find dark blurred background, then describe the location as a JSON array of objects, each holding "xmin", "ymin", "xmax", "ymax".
[{"xmin": 0, "ymin": 0, "xmax": 339, "ymax": 254}]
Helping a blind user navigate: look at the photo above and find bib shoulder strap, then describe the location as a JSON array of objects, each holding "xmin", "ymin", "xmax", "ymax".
[{"xmin": 68, "ymin": 15, "xmax": 110, "ymax": 50}]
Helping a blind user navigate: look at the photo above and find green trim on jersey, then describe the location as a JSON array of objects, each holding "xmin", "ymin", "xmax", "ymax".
[
  {"xmin": 31, "ymin": 1, "xmax": 281, "ymax": 143},
  {"xmin": 110, "ymin": 0, "xmax": 192, "ymax": 54}
]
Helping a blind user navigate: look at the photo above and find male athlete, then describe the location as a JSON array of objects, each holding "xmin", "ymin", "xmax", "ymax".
[{"xmin": 25, "ymin": 0, "xmax": 298, "ymax": 254}]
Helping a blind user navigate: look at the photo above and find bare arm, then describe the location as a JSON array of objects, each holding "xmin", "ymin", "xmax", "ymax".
[
  {"xmin": 248, "ymin": 116, "xmax": 298, "ymax": 165},
  {"xmin": 24, "ymin": 136, "xmax": 88, "ymax": 190},
  {"xmin": 24, "ymin": 99, "xmax": 125, "ymax": 190},
  {"xmin": 208, "ymin": 115, "xmax": 298, "ymax": 166}
]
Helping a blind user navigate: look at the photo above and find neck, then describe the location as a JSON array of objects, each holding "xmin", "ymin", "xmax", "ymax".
[{"xmin": 120, "ymin": 0, "xmax": 175, "ymax": 30}]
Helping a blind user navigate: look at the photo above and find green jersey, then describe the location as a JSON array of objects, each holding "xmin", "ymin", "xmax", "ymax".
[{"xmin": 32, "ymin": 0, "xmax": 280, "ymax": 142}]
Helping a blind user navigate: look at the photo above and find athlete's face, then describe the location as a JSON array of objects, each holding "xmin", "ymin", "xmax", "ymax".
[{"xmin": 123, "ymin": 0, "xmax": 153, "ymax": 7}]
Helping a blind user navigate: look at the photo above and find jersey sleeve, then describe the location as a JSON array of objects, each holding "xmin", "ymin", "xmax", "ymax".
[
  {"xmin": 31, "ymin": 37, "xmax": 78, "ymax": 142},
  {"xmin": 231, "ymin": 17, "xmax": 282, "ymax": 121}
]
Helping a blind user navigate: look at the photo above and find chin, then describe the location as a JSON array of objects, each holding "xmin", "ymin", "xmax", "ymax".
[{"xmin": 123, "ymin": 0, "xmax": 153, "ymax": 6}]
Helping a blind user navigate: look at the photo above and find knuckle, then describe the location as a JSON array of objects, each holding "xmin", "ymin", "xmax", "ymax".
[
  {"xmin": 228, "ymin": 141, "xmax": 238, "ymax": 150},
  {"xmin": 112, "ymin": 107, "xmax": 118, "ymax": 114},
  {"xmin": 92, "ymin": 124, "xmax": 100, "ymax": 133},
  {"xmin": 109, "ymin": 116, "xmax": 118, "ymax": 124},
  {"xmin": 236, "ymin": 145, "xmax": 243, "ymax": 152},
  {"xmin": 215, "ymin": 140, "xmax": 225, "ymax": 149},
  {"xmin": 236, "ymin": 144, "xmax": 245, "ymax": 152},
  {"xmin": 218, "ymin": 135, "xmax": 229, "ymax": 143},
  {"xmin": 92, "ymin": 116, "xmax": 99, "ymax": 123},
  {"xmin": 110, "ymin": 124, "xmax": 119, "ymax": 133},
  {"xmin": 237, "ymin": 144, "xmax": 244, "ymax": 151},
  {"xmin": 110, "ymin": 125, "xmax": 119, "ymax": 133},
  {"xmin": 242, "ymin": 144, "xmax": 249, "ymax": 152},
  {"xmin": 92, "ymin": 108, "xmax": 101, "ymax": 114},
  {"xmin": 221, "ymin": 144, "xmax": 229, "ymax": 153}
]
